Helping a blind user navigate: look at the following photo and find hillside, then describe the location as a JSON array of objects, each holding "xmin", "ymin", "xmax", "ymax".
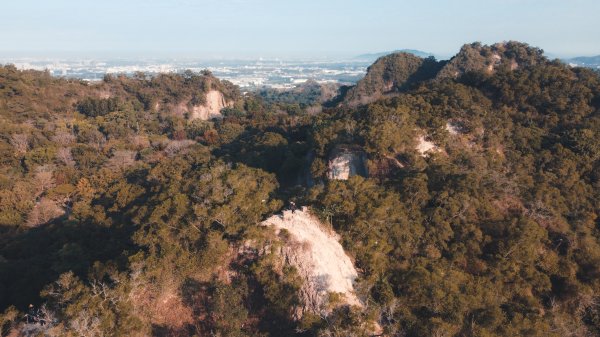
[
  {"xmin": 1, "ymin": 40, "xmax": 600, "ymax": 337},
  {"xmin": 341, "ymin": 52, "xmax": 444, "ymax": 106},
  {"xmin": 436, "ymin": 41, "xmax": 546, "ymax": 79},
  {"xmin": 262, "ymin": 208, "xmax": 361, "ymax": 315},
  {"xmin": 338, "ymin": 41, "xmax": 549, "ymax": 106},
  {"xmin": 257, "ymin": 80, "xmax": 342, "ymax": 114}
]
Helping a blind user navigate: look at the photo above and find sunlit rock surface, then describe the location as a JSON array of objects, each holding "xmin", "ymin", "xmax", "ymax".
[
  {"xmin": 190, "ymin": 90, "xmax": 231, "ymax": 120},
  {"xmin": 262, "ymin": 208, "xmax": 362, "ymax": 316},
  {"xmin": 327, "ymin": 146, "xmax": 368, "ymax": 180}
]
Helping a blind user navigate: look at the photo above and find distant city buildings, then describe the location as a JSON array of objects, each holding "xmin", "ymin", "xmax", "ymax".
[{"xmin": 0, "ymin": 58, "xmax": 369, "ymax": 89}]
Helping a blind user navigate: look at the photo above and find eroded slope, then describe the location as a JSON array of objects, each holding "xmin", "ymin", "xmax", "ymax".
[{"xmin": 261, "ymin": 208, "xmax": 362, "ymax": 316}]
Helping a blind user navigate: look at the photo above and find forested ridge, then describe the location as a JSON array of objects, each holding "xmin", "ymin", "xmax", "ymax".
[{"xmin": 1, "ymin": 41, "xmax": 599, "ymax": 337}]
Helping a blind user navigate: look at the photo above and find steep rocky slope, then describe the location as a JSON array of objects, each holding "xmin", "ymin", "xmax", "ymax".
[
  {"xmin": 327, "ymin": 145, "xmax": 368, "ymax": 180},
  {"xmin": 189, "ymin": 90, "xmax": 232, "ymax": 120},
  {"xmin": 261, "ymin": 208, "xmax": 362, "ymax": 316}
]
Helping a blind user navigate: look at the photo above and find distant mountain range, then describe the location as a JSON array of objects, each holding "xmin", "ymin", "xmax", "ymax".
[
  {"xmin": 565, "ymin": 55, "xmax": 600, "ymax": 68},
  {"xmin": 355, "ymin": 49, "xmax": 434, "ymax": 61}
]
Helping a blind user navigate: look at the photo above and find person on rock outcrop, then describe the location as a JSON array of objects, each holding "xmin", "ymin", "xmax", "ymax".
[
  {"xmin": 289, "ymin": 201, "xmax": 297, "ymax": 214},
  {"xmin": 25, "ymin": 304, "xmax": 46, "ymax": 325}
]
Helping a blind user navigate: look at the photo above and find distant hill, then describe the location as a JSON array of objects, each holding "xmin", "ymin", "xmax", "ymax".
[
  {"xmin": 565, "ymin": 55, "xmax": 600, "ymax": 68},
  {"xmin": 258, "ymin": 79, "xmax": 342, "ymax": 106},
  {"xmin": 355, "ymin": 49, "xmax": 434, "ymax": 61},
  {"xmin": 342, "ymin": 52, "xmax": 444, "ymax": 106}
]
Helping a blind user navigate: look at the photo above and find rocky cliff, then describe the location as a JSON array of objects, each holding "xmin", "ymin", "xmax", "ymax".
[
  {"xmin": 327, "ymin": 145, "xmax": 368, "ymax": 180},
  {"xmin": 261, "ymin": 208, "xmax": 362, "ymax": 317},
  {"xmin": 189, "ymin": 90, "xmax": 232, "ymax": 120}
]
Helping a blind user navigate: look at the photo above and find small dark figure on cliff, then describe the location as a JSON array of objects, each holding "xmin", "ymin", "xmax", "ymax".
[
  {"xmin": 289, "ymin": 201, "xmax": 297, "ymax": 213},
  {"xmin": 25, "ymin": 304, "xmax": 46, "ymax": 325}
]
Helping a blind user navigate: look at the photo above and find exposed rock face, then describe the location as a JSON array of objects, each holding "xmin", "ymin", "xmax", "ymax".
[
  {"xmin": 445, "ymin": 121, "xmax": 465, "ymax": 135},
  {"xmin": 190, "ymin": 90, "xmax": 231, "ymax": 120},
  {"xmin": 327, "ymin": 146, "xmax": 368, "ymax": 180},
  {"xmin": 262, "ymin": 208, "xmax": 362, "ymax": 316},
  {"xmin": 416, "ymin": 135, "xmax": 440, "ymax": 156}
]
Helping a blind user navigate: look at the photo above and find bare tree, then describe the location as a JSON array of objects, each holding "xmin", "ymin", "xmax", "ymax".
[
  {"xmin": 26, "ymin": 198, "xmax": 64, "ymax": 227},
  {"xmin": 306, "ymin": 105, "xmax": 323, "ymax": 115},
  {"xmin": 105, "ymin": 150, "xmax": 137, "ymax": 170},
  {"xmin": 34, "ymin": 165, "xmax": 56, "ymax": 197},
  {"xmin": 164, "ymin": 140, "xmax": 196, "ymax": 157},
  {"xmin": 130, "ymin": 135, "xmax": 150, "ymax": 150},
  {"xmin": 51, "ymin": 131, "xmax": 76, "ymax": 146},
  {"xmin": 69, "ymin": 310, "xmax": 102, "ymax": 337},
  {"xmin": 57, "ymin": 147, "xmax": 76, "ymax": 167},
  {"xmin": 10, "ymin": 133, "xmax": 29, "ymax": 154}
]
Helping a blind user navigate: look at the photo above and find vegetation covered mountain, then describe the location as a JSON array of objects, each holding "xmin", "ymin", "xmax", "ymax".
[
  {"xmin": 341, "ymin": 52, "xmax": 444, "ymax": 106},
  {"xmin": 436, "ymin": 41, "xmax": 546, "ymax": 79},
  {"xmin": 340, "ymin": 41, "xmax": 550, "ymax": 106},
  {"xmin": 1, "ymin": 40, "xmax": 600, "ymax": 337}
]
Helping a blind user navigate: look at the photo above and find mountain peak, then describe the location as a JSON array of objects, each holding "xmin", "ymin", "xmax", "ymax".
[
  {"xmin": 436, "ymin": 41, "xmax": 546, "ymax": 79},
  {"xmin": 337, "ymin": 41, "xmax": 550, "ymax": 106},
  {"xmin": 342, "ymin": 52, "xmax": 444, "ymax": 106}
]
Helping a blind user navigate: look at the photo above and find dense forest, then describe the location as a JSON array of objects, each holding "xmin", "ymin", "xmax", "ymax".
[{"xmin": 1, "ymin": 41, "xmax": 599, "ymax": 337}]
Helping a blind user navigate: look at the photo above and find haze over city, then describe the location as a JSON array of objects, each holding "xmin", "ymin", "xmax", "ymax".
[{"xmin": 1, "ymin": 0, "xmax": 600, "ymax": 59}]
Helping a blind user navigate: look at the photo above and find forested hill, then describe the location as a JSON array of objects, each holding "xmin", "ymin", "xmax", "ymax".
[
  {"xmin": 340, "ymin": 41, "xmax": 550, "ymax": 106},
  {"xmin": 1, "ymin": 41, "xmax": 600, "ymax": 336},
  {"xmin": 341, "ymin": 52, "xmax": 445, "ymax": 106}
]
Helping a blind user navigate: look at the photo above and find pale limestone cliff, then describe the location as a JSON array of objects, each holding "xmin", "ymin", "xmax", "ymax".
[
  {"xmin": 190, "ymin": 90, "xmax": 231, "ymax": 120},
  {"xmin": 327, "ymin": 146, "xmax": 367, "ymax": 180},
  {"xmin": 261, "ymin": 208, "xmax": 362, "ymax": 317}
]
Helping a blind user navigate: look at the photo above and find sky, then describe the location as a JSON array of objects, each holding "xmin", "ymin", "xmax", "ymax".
[{"xmin": 1, "ymin": 0, "xmax": 599, "ymax": 59}]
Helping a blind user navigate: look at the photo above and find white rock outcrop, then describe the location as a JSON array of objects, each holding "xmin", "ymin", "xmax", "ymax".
[
  {"xmin": 327, "ymin": 146, "xmax": 368, "ymax": 180},
  {"xmin": 445, "ymin": 121, "xmax": 461, "ymax": 135},
  {"xmin": 190, "ymin": 90, "xmax": 231, "ymax": 120},
  {"xmin": 416, "ymin": 135, "xmax": 440, "ymax": 156},
  {"xmin": 261, "ymin": 208, "xmax": 362, "ymax": 316}
]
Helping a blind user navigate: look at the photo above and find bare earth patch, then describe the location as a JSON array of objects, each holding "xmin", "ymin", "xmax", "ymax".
[
  {"xmin": 416, "ymin": 135, "xmax": 440, "ymax": 156},
  {"xmin": 261, "ymin": 208, "xmax": 362, "ymax": 316},
  {"xmin": 190, "ymin": 90, "xmax": 231, "ymax": 120}
]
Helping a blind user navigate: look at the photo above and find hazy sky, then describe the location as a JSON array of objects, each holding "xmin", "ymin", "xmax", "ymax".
[{"xmin": 1, "ymin": 0, "xmax": 599, "ymax": 58}]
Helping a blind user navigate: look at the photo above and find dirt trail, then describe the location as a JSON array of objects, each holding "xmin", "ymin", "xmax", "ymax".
[{"xmin": 262, "ymin": 208, "xmax": 362, "ymax": 315}]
